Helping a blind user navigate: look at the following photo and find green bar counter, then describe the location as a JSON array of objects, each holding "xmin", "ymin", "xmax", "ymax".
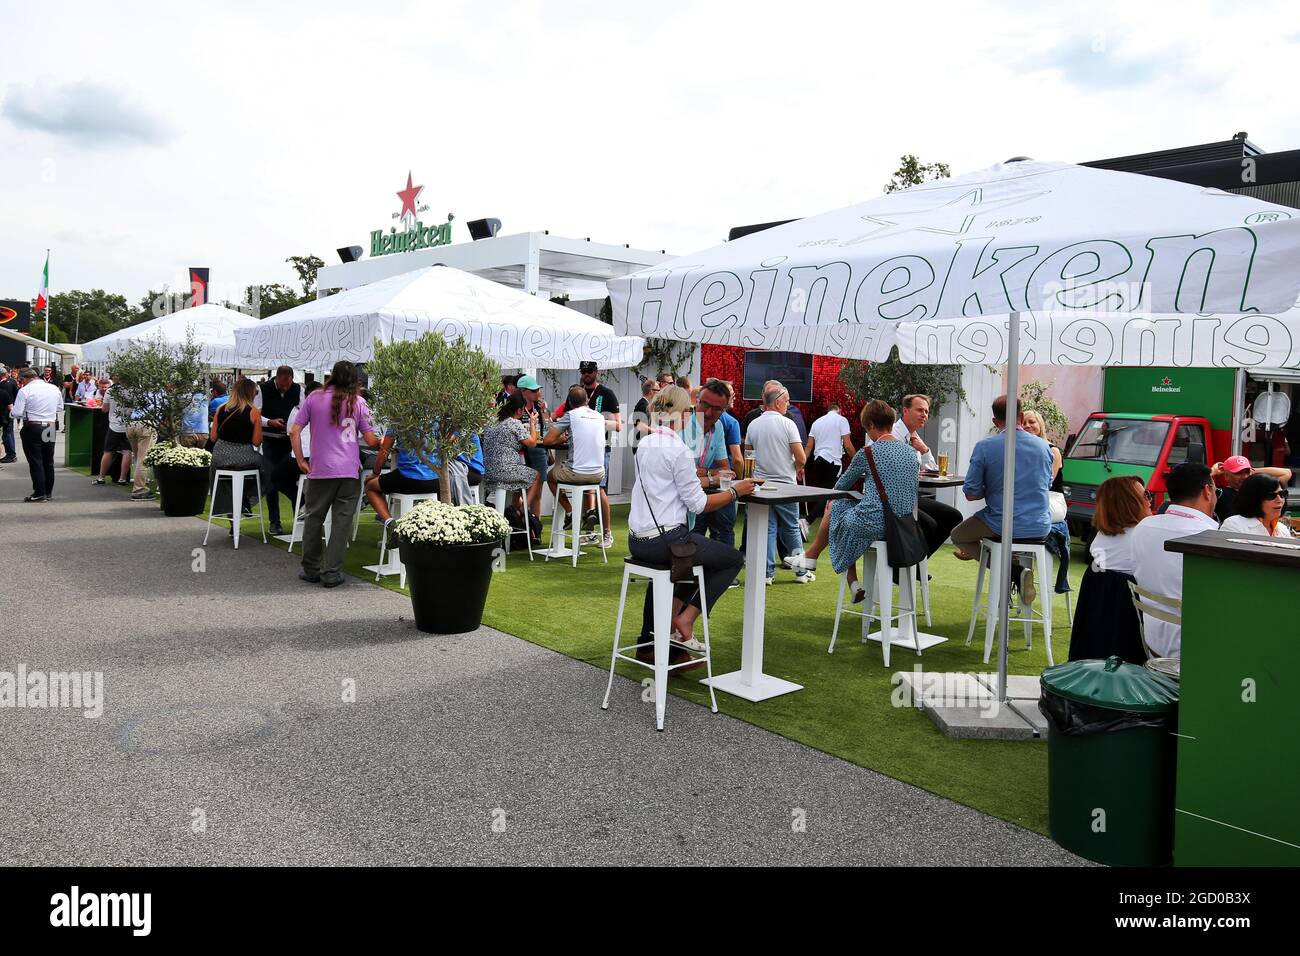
[
  {"xmin": 1166, "ymin": 530, "xmax": 1300, "ymax": 865},
  {"xmin": 63, "ymin": 403, "xmax": 107, "ymax": 471}
]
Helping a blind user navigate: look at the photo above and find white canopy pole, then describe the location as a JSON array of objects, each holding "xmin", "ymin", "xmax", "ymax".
[{"xmin": 998, "ymin": 313, "xmax": 1021, "ymax": 705}]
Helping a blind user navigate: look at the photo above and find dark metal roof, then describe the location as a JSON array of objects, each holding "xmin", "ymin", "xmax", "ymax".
[
  {"xmin": 728, "ymin": 219, "xmax": 798, "ymax": 241},
  {"xmin": 1083, "ymin": 132, "xmax": 1264, "ymax": 173}
]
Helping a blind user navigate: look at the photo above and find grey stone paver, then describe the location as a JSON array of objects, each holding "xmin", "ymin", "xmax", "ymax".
[{"xmin": 0, "ymin": 450, "xmax": 1084, "ymax": 865}]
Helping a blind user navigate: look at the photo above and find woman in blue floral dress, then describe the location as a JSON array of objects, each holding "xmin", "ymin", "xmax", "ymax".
[{"xmin": 784, "ymin": 400, "xmax": 918, "ymax": 599}]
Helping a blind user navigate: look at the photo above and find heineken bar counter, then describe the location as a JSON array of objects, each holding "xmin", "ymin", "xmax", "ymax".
[
  {"xmin": 1167, "ymin": 530, "xmax": 1300, "ymax": 865},
  {"xmin": 63, "ymin": 403, "xmax": 108, "ymax": 471}
]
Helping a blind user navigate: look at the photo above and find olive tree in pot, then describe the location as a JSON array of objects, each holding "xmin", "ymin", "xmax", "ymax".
[
  {"xmin": 106, "ymin": 331, "xmax": 211, "ymax": 515},
  {"xmin": 367, "ymin": 331, "xmax": 509, "ymax": 634}
]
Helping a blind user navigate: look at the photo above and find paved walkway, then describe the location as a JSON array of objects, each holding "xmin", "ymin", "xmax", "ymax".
[{"xmin": 0, "ymin": 449, "xmax": 1083, "ymax": 865}]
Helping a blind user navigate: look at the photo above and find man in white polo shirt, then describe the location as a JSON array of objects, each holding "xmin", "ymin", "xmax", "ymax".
[
  {"xmin": 543, "ymin": 385, "xmax": 612, "ymax": 548},
  {"xmin": 12, "ymin": 367, "xmax": 64, "ymax": 502},
  {"xmin": 1131, "ymin": 462, "xmax": 1220, "ymax": 658},
  {"xmin": 746, "ymin": 381, "xmax": 810, "ymax": 583},
  {"xmin": 806, "ymin": 402, "xmax": 854, "ymax": 488}
]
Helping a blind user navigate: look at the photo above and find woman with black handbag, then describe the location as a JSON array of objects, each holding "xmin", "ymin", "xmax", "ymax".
[
  {"xmin": 784, "ymin": 400, "xmax": 919, "ymax": 601},
  {"xmin": 629, "ymin": 385, "xmax": 756, "ymax": 670}
]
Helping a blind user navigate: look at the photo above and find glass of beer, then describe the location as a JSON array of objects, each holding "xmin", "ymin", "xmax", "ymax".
[
  {"xmin": 743, "ymin": 449, "xmax": 756, "ymax": 480},
  {"xmin": 938, "ymin": 452, "xmax": 949, "ymax": 477}
]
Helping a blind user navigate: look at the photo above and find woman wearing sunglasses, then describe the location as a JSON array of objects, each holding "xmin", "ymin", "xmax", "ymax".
[{"xmin": 1220, "ymin": 474, "xmax": 1294, "ymax": 538}]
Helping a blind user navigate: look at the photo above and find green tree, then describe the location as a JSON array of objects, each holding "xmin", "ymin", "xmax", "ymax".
[
  {"xmin": 838, "ymin": 348, "xmax": 965, "ymax": 412},
  {"xmin": 883, "ymin": 154, "xmax": 952, "ymax": 194},
  {"xmin": 286, "ymin": 255, "xmax": 325, "ymax": 300},
  {"xmin": 39, "ymin": 289, "xmax": 133, "ymax": 344},
  {"xmin": 242, "ymin": 283, "xmax": 300, "ymax": 319},
  {"xmin": 105, "ymin": 331, "xmax": 207, "ymax": 444},
  {"xmin": 367, "ymin": 332, "xmax": 501, "ymax": 503}
]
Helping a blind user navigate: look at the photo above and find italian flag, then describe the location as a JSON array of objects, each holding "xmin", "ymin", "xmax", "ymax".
[{"xmin": 34, "ymin": 253, "xmax": 49, "ymax": 314}]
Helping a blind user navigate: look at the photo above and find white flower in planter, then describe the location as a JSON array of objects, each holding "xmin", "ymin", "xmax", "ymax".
[
  {"xmin": 394, "ymin": 500, "xmax": 511, "ymax": 547},
  {"xmin": 142, "ymin": 442, "xmax": 213, "ymax": 468}
]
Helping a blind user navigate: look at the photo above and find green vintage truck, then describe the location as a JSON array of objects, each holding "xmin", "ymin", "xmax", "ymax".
[{"xmin": 1061, "ymin": 366, "xmax": 1299, "ymax": 539}]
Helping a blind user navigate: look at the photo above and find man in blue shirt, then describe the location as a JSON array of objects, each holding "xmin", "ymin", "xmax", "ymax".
[
  {"xmin": 687, "ymin": 379, "xmax": 740, "ymax": 547},
  {"xmin": 953, "ymin": 393, "xmax": 1053, "ymax": 595}
]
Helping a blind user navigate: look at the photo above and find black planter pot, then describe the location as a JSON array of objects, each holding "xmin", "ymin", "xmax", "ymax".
[
  {"xmin": 399, "ymin": 538, "xmax": 503, "ymax": 634},
  {"xmin": 154, "ymin": 464, "xmax": 211, "ymax": 517}
]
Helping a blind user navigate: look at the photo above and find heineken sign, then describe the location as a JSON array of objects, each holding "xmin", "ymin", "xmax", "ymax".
[
  {"xmin": 369, "ymin": 170, "xmax": 454, "ymax": 258},
  {"xmin": 371, "ymin": 220, "xmax": 453, "ymax": 257}
]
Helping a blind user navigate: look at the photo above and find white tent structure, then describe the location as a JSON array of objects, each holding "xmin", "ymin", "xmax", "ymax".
[
  {"xmin": 610, "ymin": 158, "xmax": 1300, "ymax": 714},
  {"xmin": 80, "ymin": 303, "xmax": 260, "ymax": 367},
  {"xmin": 234, "ymin": 265, "xmax": 645, "ymax": 371}
]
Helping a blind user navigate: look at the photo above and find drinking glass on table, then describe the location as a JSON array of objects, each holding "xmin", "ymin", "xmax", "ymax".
[
  {"xmin": 938, "ymin": 452, "xmax": 949, "ymax": 477},
  {"xmin": 717, "ymin": 469, "xmax": 735, "ymax": 492}
]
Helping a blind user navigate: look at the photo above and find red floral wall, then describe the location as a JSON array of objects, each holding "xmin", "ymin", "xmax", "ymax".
[{"xmin": 700, "ymin": 344, "xmax": 865, "ymax": 443}]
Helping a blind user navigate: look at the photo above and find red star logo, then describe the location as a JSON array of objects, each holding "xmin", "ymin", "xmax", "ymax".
[
  {"xmin": 396, "ymin": 172, "xmax": 423, "ymax": 222},
  {"xmin": 1161, "ymin": 376, "xmax": 1172, "ymax": 386}
]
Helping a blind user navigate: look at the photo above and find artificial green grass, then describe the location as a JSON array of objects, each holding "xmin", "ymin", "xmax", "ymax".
[{"xmin": 205, "ymin": 481, "xmax": 1081, "ymax": 836}]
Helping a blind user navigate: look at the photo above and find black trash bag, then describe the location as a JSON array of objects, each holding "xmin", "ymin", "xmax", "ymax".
[{"xmin": 1038, "ymin": 693, "xmax": 1176, "ymax": 736}]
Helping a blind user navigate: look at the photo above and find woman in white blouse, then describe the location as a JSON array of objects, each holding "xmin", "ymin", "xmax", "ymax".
[
  {"xmin": 1069, "ymin": 474, "xmax": 1151, "ymax": 663},
  {"xmin": 629, "ymin": 386, "xmax": 755, "ymax": 669},
  {"xmin": 1220, "ymin": 474, "xmax": 1294, "ymax": 538}
]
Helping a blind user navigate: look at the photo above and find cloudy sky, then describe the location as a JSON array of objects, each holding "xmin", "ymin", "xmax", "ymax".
[{"xmin": 1, "ymin": 0, "xmax": 1298, "ymax": 306}]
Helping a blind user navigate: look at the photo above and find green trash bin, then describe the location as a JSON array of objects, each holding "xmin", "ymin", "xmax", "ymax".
[{"xmin": 1039, "ymin": 656, "xmax": 1180, "ymax": 866}]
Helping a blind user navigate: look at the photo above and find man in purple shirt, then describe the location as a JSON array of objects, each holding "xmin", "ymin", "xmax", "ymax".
[{"xmin": 290, "ymin": 361, "xmax": 378, "ymax": 587}]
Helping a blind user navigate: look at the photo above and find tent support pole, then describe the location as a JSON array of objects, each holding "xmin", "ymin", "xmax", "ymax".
[{"xmin": 997, "ymin": 312, "xmax": 1021, "ymax": 705}]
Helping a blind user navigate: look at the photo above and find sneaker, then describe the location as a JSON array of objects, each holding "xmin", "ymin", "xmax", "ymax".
[
  {"xmin": 795, "ymin": 570, "xmax": 816, "ymax": 584},
  {"xmin": 0, "ymin": 456, "xmax": 16, "ymax": 464},
  {"xmin": 765, "ymin": 576, "xmax": 775, "ymax": 586},
  {"xmin": 321, "ymin": 571, "xmax": 345, "ymax": 588},
  {"xmin": 728, "ymin": 580, "xmax": 741, "ymax": 589},
  {"xmin": 298, "ymin": 569, "xmax": 322, "ymax": 583},
  {"xmin": 581, "ymin": 509, "xmax": 599, "ymax": 532},
  {"xmin": 269, "ymin": 524, "xmax": 285, "ymax": 537},
  {"xmin": 92, "ymin": 478, "xmax": 106, "ymax": 485},
  {"xmin": 601, "ymin": 532, "xmax": 614, "ymax": 550},
  {"xmin": 23, "ymin": 494, "xmax": 47, "ymax": 502},
  {"xmin": 1020, "ymin": 567, "xmax": 1036, "ymax": 606},
  {"xmin": 850, "ymin": 581, "xmax": 867, "ymax": 604},
  {"xmin": 782, "ymin": 553, "xmax": 817, "ymax": 573},
  {"xmin": 131, "ymin": 492, "xmax": 156, "ymax": 500}
]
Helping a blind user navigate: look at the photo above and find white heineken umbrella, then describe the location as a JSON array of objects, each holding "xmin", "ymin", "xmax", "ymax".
[
  {"xmin": 81, "ymin": 302, "xmax": 259, "ymax": 367},
  {"xmin": 232, "ymin": 265, "xmax": 645, "ymax": 370},
  {"xmin": 610, "ymin": 158, "xmax": 1300, "ymax": 707}
]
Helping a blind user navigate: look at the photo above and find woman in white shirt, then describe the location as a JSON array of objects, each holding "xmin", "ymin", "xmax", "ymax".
[
  {"xmin": 1069, "ymin": 474, "xmax": 1151, "ymax": 663},
  {"xmin": 629, "ymin": 386, "xmax": 755, "ymax": 669},
  {"xmin": 1220, "ymin": 474, "xmax": 1294, "ymax": 538}
]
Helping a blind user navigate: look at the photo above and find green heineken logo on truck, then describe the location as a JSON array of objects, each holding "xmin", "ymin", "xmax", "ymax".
[
  {"xmin": 1153, "ymin": 375, "xmax": 1181, "ymax": 394},
  {"xmin": 371, "ymin": 220, "xmax": 453, "ymax": 257}
]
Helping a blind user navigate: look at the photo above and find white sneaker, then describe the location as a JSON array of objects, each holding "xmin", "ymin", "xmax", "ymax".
[
  {"xmin": 795, "ymin": 571, "xmax": 816, "ymax": 584},
  {"xmin": 1020, "ymin": 567, "xmax": 1036, "ymax": 606},
  {"xmin": 601, "ymin": 532, "xmax": 614, "ymax": 549},
  {"xmin": 783, "ymin": 553, "xmax": 817, "ymax": 573},
  {"xmin": 765, "ymin": 576, "xmax": 775, "ymax": 586}
]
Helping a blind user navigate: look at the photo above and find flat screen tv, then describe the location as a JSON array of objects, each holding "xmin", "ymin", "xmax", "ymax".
[{"xmin": 742, "ymin": 351, "xmax": 814, "ymax": 403}]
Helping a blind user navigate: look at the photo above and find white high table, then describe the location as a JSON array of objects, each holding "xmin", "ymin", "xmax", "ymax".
[{"xmin": 702, "ymin": 484, "xmax": 853, "ymax": 702}]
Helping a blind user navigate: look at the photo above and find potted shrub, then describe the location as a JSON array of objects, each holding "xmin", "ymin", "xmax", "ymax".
[
  {"xmin": 367, "ymin": 331, "xmax": 505, "ymax": 633},
  {"xmin": 393, "ymin": 500, "xmax": 511, "ymax": 633},
  {"xmin": 142, "ymin": 442, "xmax": 213, "ymax": 516},
  {"xmin": 106, "ymin": 330, "xmax": 208, "ymax": 512}
]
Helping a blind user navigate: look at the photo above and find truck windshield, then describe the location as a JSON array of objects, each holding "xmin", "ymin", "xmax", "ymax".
[{"xmin": 1068, "ymin": 419, "xmax": 1170, "ymax": 467}]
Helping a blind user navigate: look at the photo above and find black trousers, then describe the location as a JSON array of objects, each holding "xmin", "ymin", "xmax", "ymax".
[
  {"xmin": 917, "ymin": 496, "xmax": 962, "ymax": 558},
  {"xmin": 261, "ymin": 439, "xmax": 293, "ymax": 525},
  {"xmin": 627, "ymin": 526, "xmax": 744, "ymax": 643},
  {"xmin": 20, "ymin": 422, "xmax": 55, "ymax": 497}
]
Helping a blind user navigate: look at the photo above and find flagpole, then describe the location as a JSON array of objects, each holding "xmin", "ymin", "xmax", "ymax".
[{"xmin": 44, "ymin": 248, "xmax": 50, "ymax": 343}]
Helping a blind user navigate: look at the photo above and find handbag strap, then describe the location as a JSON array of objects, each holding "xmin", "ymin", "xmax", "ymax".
[
  {"xmin": 638, "ymin": 471, "xmax": 668, "ymax": 537},
  {"xmin": 865, "ymin": 445, "xmax": 894, "ymax": 515}
]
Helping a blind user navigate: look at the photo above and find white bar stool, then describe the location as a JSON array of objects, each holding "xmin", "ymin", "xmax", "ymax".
[
  {"xmin": 547, "ymin": 483, "xmax": 607, "ymax": 567},
  {"xmin": 602, "ymin": 557, "xmax": 716, "ymax": 731},
  {"xmin": 364, "ymin": 492, "xmax": 439, "ymax": 590},
  {"xmin": 203, "ymin": 469, "xmax": 267, "ymax": 549},
  {"xmin": 281, "ymin": 477, "xmax": 308, "ymax": 552},
  {"xmin": 490, "ymin": 487, "xmax": 534, "ymax": 561},
  {"xmin": 828, "ymin": 540, "xmax": 925, "ymax": 667},
  {"xmin": 965, "ymin": 538, "xmax": 1056, "ymax": 666}
]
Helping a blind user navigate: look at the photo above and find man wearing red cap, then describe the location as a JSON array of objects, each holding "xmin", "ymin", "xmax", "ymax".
[{"xmin": 1209, "ymin": 455, "xmax": 1292, "ymax": 523}]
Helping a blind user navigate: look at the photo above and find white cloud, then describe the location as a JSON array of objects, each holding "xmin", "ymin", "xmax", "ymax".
[
  {"xmin": 0, "ymin": 0, "xmax": 1298, "ymax": 305},
  {"xmin": 1, "ymin": 77, "xmax": 176, "ymax": 146}
]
